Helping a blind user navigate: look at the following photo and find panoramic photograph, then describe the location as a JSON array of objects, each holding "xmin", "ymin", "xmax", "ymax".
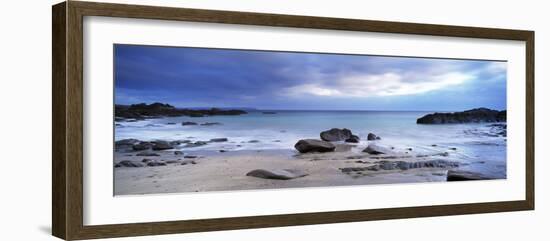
[{"xmin": 113, "ymin": 44, "xmax": 507, "ymax": 195}]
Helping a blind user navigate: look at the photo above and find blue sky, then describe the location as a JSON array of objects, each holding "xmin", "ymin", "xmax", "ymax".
[{"xmin": 114, "ymin": 44, "xmax": 507, "ymax": 111}]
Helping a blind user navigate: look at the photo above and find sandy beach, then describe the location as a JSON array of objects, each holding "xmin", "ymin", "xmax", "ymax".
[{"xmin": 114, "ymin": 143, "xmax": 466, "ymax": 195}]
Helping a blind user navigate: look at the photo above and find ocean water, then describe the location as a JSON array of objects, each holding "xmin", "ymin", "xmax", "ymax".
[{"xmin": 115, "ymin": 110, "xmax": 507, "ymax": 178}]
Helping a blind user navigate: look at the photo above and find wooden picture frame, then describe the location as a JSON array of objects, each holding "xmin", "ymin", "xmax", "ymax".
[{"xmin": 52, "ymin": 1, "xmax": 534, "ymax": 240}]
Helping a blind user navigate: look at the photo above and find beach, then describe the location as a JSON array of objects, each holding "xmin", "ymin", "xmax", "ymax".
[{"xmin": 114, "ymin": 109, "xmax": 507, "ymax": 195}]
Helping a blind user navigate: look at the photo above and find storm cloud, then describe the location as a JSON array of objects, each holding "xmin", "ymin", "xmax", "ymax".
[{"xmin": 114, "ymin": 44, "xmax": 506, "ymax": 111}]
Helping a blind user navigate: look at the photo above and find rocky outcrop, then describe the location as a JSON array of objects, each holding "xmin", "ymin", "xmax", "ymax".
[
  {"xmin": 294, "ymin": 139, "xmax": 336, "ymax": 153},
  {"xmin": 246, "ymin": 169, "xmax": 308, "ymax": 180},
  {"xmin": 181, "ymin": 121, "xmax": 198, "ymax": 126},
  {"xmin": 320, "ymin": 128, "xmax": 353, "ymax": 141},
  {"xmin": 115, "ymin": 102, "xmax": 247, "ymax": 120},
  {"xmin": 417, "ymin": 108, "xmax": 506, "ymax": 124},
  {"xmin": 446, "ymin": 170, "xmax": 495, "ymax": 181},
  {"xmin": 367, "ymin": 133, "xmax": 381, "ymax": 140},
  {"xmin": 362, "ymin": 144, "xmax": 392, "ymax": 155}
]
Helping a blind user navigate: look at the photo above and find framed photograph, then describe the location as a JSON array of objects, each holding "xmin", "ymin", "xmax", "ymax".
[{"xmin": 52, "ymin": 1, "xmax": 534, "ymax": 240}]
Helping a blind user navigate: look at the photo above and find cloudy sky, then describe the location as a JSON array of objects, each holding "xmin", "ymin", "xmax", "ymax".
[{"xmin": 114, "ymin": 44, "xmax": 507, "ymax": 111}]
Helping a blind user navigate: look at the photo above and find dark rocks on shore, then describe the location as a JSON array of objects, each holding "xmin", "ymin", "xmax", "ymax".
[
  {"xmin": 115, "ymin": 139, "xmax": 140, "ymax": 146},
  {"xmin": 320, "ymin": 128, "xmax": 353, "ymax": 141},
  {"xmin": 246, "ymin": 169, "xmax": 308, "ymax": 180},
  {"xmin": 174, "ymin": 151, "xmax": 184, "ymax": 155},
  {"xmin": 362, "ymin": 144, "xmax": 392, "ymax": 155},
  {"xmin": 183, "ymin": 155, "xmax": 198, "ymax": 159},
  {"xmin": 294, "ymin": 139, "xmax": 336, "ymax": 153},
  {"xmin": 340, "ymin": 159, "xmax": 461, "ymax": 173},
  {"xmin": 151, "ymin": 141, "xmax": 173, "ymax": 150},
  {"xmin": 447, "ymin": 170, "xmax": 495, "ymax": 181},
  {"xmin": 115, "ymin": 160, "xmax": 144, "ymax": 168},
  {"xmin": 115, "ymin": 103, "xmax": 247, "ymax": 120},
  {"xmin": 136, "ymin": 151, "xmax": 160, "ymax": 157},
  {"xmin": 345, "ymin": 135, "xmax": 360, "ymax": 143},
  {"xmin": 209, "ymin": 138, "xmax": 228, "ymax": 142},
  {"xmin": 132, "ymin": 142, "xmax": 152, "ymax": 151},
  {"xmin": 367, "ymin": 133, "xmax": 381, "ymax": 140},
  {"xmin": 184, "ymin": 141, "xmax": 208, "ymax": 148},
  {"xmin": 200, "ymin": 122, "xmax": 222, "ymax": 126},
  {"xmin": 248, "ymin": 140, "xmax": 260, "ymax": 143},
  {"xmin": 181, "ymin": 121, "xmax": 198, "ymax": 126},
  {"xmin": 146, "ymin": 161, "xmax": 167, "ymax": 167},
  {"xmin": 417, "ymin": 108, "xmax": 506, "ymax": 124},
  {"xmin": 181, "ymin": 160, "xmax": 197, "ymax": 165}
]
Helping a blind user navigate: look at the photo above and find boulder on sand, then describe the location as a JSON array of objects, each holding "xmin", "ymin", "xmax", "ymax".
[
  {"xmin": 294, "ymin": 139, "xmax": 336, "ymax": 153},
  {"xmin": 151, "ymin": 141, "xmax": 173, "ymax": 150},
  {"xmin": 367, "ymin": 133, "xmax": 381, "ymax": 140},
  {"xmin": 320, "ymin": 128, "xmax": 353, "ymax": 141},
  {"xmin": 447, "ymin": 170, "xmax": 494, "ymax": 181},
  {"xmin": 363, "ymin": 144, "xmax": 392, "ymax": 155},
  {"xmin": 345, "ymin": 135, "xmax": 360, "ymax": 143},
  {"xmin": 246, "ymin": 169, "xmax": 308, "ymax": 180}
]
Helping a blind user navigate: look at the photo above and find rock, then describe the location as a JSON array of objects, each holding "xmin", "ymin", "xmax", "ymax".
[
  {"xmin": 248, "ymin": 140, "xmax": 260, "ymax": 143},
  {"xmin": 340, "ymin": 160, "xmax": 461, "ymax": 173},
  {"xmin": 320, "ymin": 128, "xmax": 353, "ymax": 141},
  {"xmin": 447, "ymin": 170, "xmax": 494, "ymax": 181},
  {"xmin": 181, "ymin": 160, "xmax": 197, "ymax": 165},
  {"xmin": 141, "ymin": 158, "xmax": 153, "ymax": 163},
  {"xmin": 115, "ymin": 160, "xmax": 143, "ymax": 168},
  {"xmin": 152, "ymin": 141, "xmax": 173, "ymax": 150},
  {"xmin": 417, "ymin": 108, "xmax": 507, "ymax": 124},
  {"xmin": 200, "ymin": 122, "xmax": 222, "ymax": 126},
  {"xmin": 174, "ymin": 151, "xmax": 184, "ymax": 155},
  {"xmin": 136, "ymin": 151, "xmax": 160, "ymax": 156},
  {"xmin": 166, "ymin": 122, "xmax": 176, "ymax": 125},
  {"xmin": 132, "ymin": 142, "xmax": 152, "ymax": 151},
  {"xmin": 362, "ymin": 144, "xmax": 392, "ymax": 155},
  {"xmin": 219, "ymin": 150, "xmax": 228, "ymax": 152},
  {"xmin": 184, "ymin": 155, "xmax": 198, "ymax": 159},
  {"xmin": 294, "ymin": 139, "xmax": 336, "ymax": 153},
  {"xmin": 367, "ymin": 133, "xmax": 381, "ymax": 140},
  {"xmin": 181, "ymin": 121, "xmax": 198, "ymax": 126},
  {"xmin": 115, "ymin": 139, "xmax": 140, "ymax": 146},
  {"xmin": 345, "ymin": 135, "xmax": 360, "ymax": 143},
  {"xmin": 246, "ymin": 169, "xmax": 308, "ymax": 180},
  {"xmin": 209, "ymin": 138, "xmax": 228, "ymax": 142},
  {"xmin": 146, "ymin": 161, "xmax": 167, "ymax": 167},
  {"xmin": 184, "ymin": 141, "xmax": 208, "ymax": 148},
  {"xmin": 115, "ymin": 103, "xmax": 247, "ymax": 120},
  {"xmin": 449, "ymin": 147, "xmax": 457, "ymax": 150},
  {"xmin": 165, "ymin": 160, "xmax": 180, "ymax": 164}
]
